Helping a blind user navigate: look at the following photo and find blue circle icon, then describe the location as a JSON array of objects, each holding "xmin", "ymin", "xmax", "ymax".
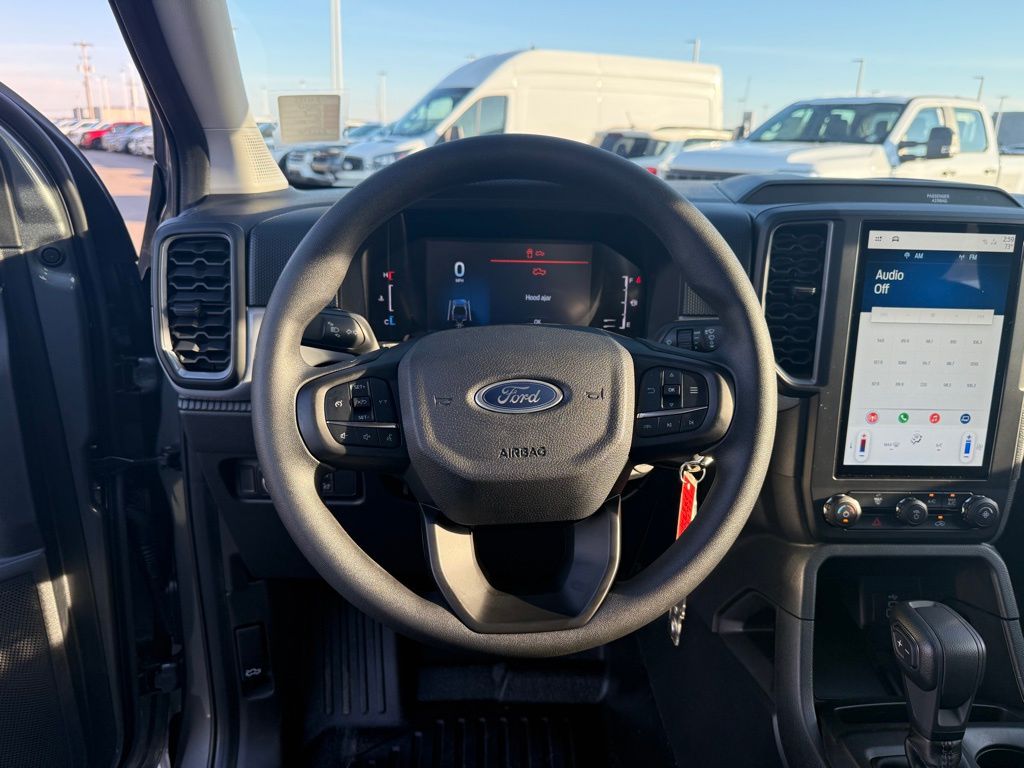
[{"xmin": 960, "ymin": 413, "xmax": 971, "ymax": 424}]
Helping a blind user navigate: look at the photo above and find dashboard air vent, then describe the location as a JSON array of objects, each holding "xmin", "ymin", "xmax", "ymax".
[
  {"xmin": 165, "ymin": 235, "xmax": 233, "ymax": 374},
  {"xmin": 764, "ymin": 222, "xmax": 830, "ymax": 380}
]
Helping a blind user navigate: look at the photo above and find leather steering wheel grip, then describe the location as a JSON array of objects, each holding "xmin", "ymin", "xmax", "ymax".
[{"xmin": 251, "ymin": 134, "xmax": 777, "ymax": 656}]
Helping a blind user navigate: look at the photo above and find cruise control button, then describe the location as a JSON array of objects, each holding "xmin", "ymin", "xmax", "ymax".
[
  {"xmin": 635, "ymin": 417, "xmax": 658, "ymax": 438},
  {"xmin": 325, "ymin": 385, "xmax": 354, "ymax": 421},
  {"xmin": 351, "ymin": 395, "xmax": 372, "ymax": 410},
  {"xmin": 680, "ymin": 408, "xmax": 707, "ymax": 432},
  {"xmin": 349, "ymin": 380, "xmax": 371, "ymax": 398}
]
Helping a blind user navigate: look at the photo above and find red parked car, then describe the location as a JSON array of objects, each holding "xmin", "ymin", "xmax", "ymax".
[{"xmin": 78, "ymin": 121, "xmax": 142, "ymax": 149}]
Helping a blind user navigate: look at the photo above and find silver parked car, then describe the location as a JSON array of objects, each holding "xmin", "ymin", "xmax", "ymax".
[
  {"xmin": 101, "ymin": 123, "xmax": 148, "ymax": 152},
  {"xmin": 127, "ymin": 125, "xmax": 154, "ymax": 157}
]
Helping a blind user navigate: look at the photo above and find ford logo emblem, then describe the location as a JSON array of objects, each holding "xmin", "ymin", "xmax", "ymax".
[{"xmin": 474, "ymin": 379, "xmax": 564, "ymax": 414}]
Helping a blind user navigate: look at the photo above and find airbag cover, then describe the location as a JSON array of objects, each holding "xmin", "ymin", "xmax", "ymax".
[{"xmin": 398, "ymin": 325, "xmax": 634, "ymax": 526}]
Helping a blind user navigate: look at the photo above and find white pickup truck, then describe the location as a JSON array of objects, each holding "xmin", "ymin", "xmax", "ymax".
[{"xmin": 665, "ymin": 97, "xmax": 1024, "ymax": 193}]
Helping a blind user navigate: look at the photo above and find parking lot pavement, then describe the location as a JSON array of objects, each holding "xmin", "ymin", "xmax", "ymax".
[{"xmin": 82, "ymin": 149, "xmax": 153, "ymax": 254}]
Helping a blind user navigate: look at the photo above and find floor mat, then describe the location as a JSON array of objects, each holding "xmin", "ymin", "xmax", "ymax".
[{"xmin": 339, "ymin": 707, "xmax": 605, "ymax": 768}]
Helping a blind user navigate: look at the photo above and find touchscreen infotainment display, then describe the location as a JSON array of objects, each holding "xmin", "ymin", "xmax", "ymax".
[{"xmin": 839, "ymin": 226, "xmax": 1018, "ymax": 475}]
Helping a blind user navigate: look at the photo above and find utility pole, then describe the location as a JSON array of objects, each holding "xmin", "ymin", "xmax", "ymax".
[
  {"xmin": 974, "ymin": 76, "xmax": 985, "ymax": 101},
  {"xmin": 686, "ymin": 38, "xmax": 701, "ymax": 63},
  {"xmin": 377, "ymin": 71, "xmax": 388, "ymax": 124},
  {"xmin": 74, "ymin": 42, "xmax": 95, "ymax": 118},
  {"xmin": 852, "ymin": 58, "xmax": 865, "ymax": 97}
]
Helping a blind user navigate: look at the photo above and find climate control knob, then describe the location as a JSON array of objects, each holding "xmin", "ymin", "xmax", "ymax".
[
  {"xmin": 961, "ymin": 495, "xmax": 1000, "ymax": 529},
  {"xmin": 823, "ymin": 494, "xmax": 862, "ymax": 528},
  {"xmin": 896, "ymin": 497, "xmax": 929, "ymax": 526}
]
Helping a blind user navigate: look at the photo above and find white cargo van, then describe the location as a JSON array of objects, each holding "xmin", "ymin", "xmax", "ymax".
[{"xmin": 331, "ymin": 49, "xmax": 723, "ymax": 186}]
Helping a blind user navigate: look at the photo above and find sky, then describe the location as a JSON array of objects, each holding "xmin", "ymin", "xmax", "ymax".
[{"xmin": 3, "ymin": 0, "xmax": 1024, "ymax": 128}]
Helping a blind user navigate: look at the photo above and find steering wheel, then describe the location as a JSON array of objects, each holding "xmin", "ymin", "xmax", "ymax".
[{"xmin": 252, "ymin": 135, "xmax": 776, "ymax": 657}]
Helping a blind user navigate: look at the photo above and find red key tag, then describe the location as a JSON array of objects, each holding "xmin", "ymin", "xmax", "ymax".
[{"xmin": 676, "ymin": 470, "xmax": 699, "ymax": 538}]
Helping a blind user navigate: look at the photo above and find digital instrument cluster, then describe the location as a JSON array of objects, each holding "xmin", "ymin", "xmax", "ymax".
[{"xmin": 367, "ymin": 239, "xmax": 644, "ymax": 341}]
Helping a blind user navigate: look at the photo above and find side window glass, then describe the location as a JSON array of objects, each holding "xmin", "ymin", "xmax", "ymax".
[
  {"xmin": 954, "ymin": 109, "xmax": 988, "ymax": 152},
  {"xmin": 477, "ymin": 97, "xmax": 507, "ymax": 136},
  {"xmin": 451, "ymin": 102, "xmax": 480, "ymax": 138},
  {"xmin": 757, "ymin": 107, "xmax": 813, "ymax": 141},
  {"xmin": 900, "ymin": 108, "xmax": 943, "ymax": 158}
]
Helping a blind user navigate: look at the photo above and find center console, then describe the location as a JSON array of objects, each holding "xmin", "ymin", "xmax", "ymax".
[{"xmin": 803, "ymin": 217, "xmax": 1024, "ymax": 542}]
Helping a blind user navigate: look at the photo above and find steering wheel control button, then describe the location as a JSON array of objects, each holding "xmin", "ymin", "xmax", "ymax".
[
  {"xmin": 961, "ymin": 495, "xmax": 1000, "ymax": 528},
  {"xmin": 662, "ymin": 383, "xmax": 682, "ymax": 397},
  {"xmin": 655, "ymin": 415, "xmax": 680, "ymax": 435},
  {"xmin": 325, "ymin": 385, "xmax": 355, "ymax": 421},
  {"xmin": 663, "ymin": 369, "xmax": 682, "ymax": 386},
  {"xmin": 896, "ymin": 497, "xmax": 929, "ymax": 526},
  {"xmin": 636, "ymin": 417, "xmax": 659, "ymax": 438},
  {"xmin": 680, "ymin": 409, "xmax": 707, "ymax": 432},
  {"xmin": 369, "ymin": 378, "xmax": 397, "ymax": 422},
  {"xmin": 378, "ymin": 428, "xmax": 401, "ymax": 448},
  {"xmin": 329, "ymin": 424, "xmax": 377, "ymax": 447},
  {"xmin": 351, "ymin": 395, "xmax": 372, "ymax": 410},
  {"xmin": 639, "ymin": 369, "xmax": 662, "ymax": 412},
  {"xmin": 683, "ymin": 374, "xmax": 709, "ymax": 407},
  {"xmin": 823, "ymin": 494, "xmax": 862, "ymax": 528}
]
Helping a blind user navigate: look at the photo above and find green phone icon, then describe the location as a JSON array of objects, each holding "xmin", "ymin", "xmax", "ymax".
[{"xmin": 898, "ymin": 412, "xmax": 910, "ymax": 424}]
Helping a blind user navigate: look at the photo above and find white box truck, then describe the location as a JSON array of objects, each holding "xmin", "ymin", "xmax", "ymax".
[{"xmin": 331, "ymin": 49, "xmax": 723, "ymax": 186}]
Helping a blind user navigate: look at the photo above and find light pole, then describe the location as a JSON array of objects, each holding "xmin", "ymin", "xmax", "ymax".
[
  {"xmin": 973, "ymin": 76, "xmax": 985, "ymax": 101},
  {"xmin": 329, "ymin": 0, "xmax": 344, "ymax": 92},
  {"xmin": 74, "ymin": 41, "xmax": 95, "ymax": 118},
  {"xmin": 686, "ymin": 38, "xmax": 701, "ymax": 63},
  {"xmin": 852, "ymin": 58, "xmax": 865, "ymax": 97}
]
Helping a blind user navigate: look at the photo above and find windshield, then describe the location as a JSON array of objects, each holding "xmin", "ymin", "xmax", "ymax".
[
  {"xmin": 210, "ymin": 2, "xmax": 1024, "ymax": 189},
  {"xmin": 748, "ymin": 103, "xmax": 904, "ymax": 144},
  {"xmin": 389, "ymin": 88, "xmax": 471, "ymax": 137}
]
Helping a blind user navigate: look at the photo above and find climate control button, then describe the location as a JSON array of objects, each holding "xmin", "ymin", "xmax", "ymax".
[
  {"xmin": 823, "ymin": 494, "xmax": 862, "ymax": 528},
  {"xmin": 896, "ymin": 497, "xmax": 929, "ymax": 526},
  {"xmin": 961, "ymin": 495, "xmax": 1000, "ymax": 529}
]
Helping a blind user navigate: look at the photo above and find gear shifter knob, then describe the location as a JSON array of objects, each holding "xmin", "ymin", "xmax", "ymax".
[{"xmin": 890, "ymin": 601, "xmax": 985, "ymax": 768}]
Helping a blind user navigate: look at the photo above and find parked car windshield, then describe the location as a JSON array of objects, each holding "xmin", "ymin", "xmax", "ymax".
[
  {"xmin": 390, "ymin": 88, "xmax": 471, "ymax": 137},
  {"xmin": 748, "ymin": 103, "xmax": 905, "ymax": 144}
]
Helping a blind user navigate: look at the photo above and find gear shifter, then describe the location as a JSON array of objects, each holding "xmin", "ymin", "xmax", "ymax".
[{"xmin": 889, "ymin": 601, "xmax": 986, "ymax": 768}]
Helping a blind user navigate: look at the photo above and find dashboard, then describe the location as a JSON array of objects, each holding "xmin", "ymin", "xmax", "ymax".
[{"xmin": 153, "ymin": 174, "xmax": 1024, "ymax": 570}]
